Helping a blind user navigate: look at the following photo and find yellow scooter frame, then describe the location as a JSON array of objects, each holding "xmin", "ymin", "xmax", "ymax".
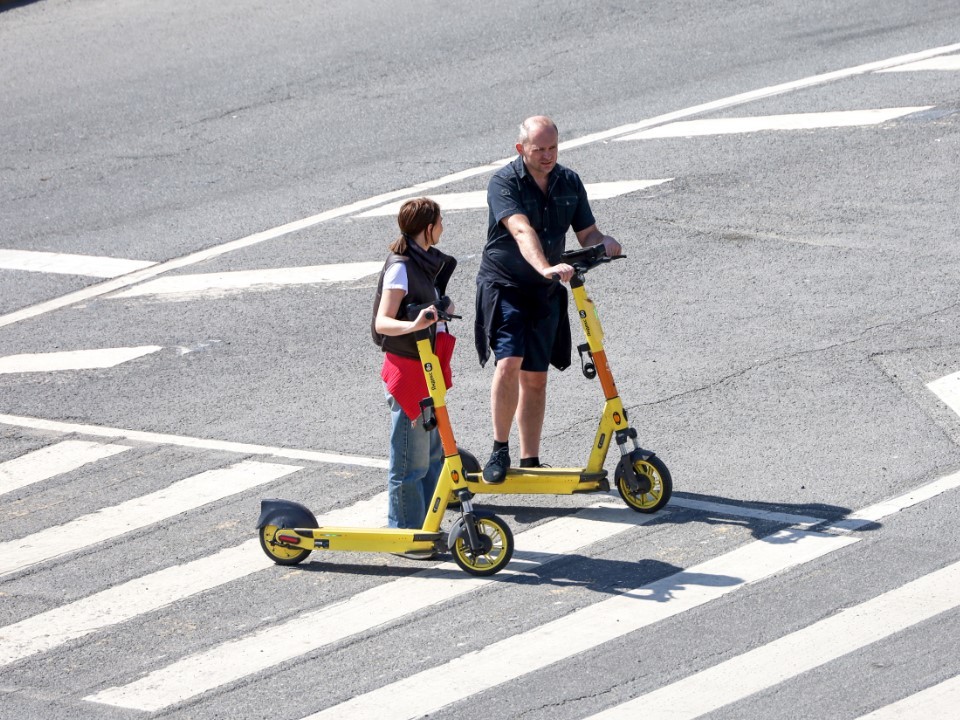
[
  {"xmin": 258, "ymin": 306, "xmax": 514, "ymax": 577},
  {"xmin": 462, "ymin": 245, "xmax": 672, "ymax": 513}
]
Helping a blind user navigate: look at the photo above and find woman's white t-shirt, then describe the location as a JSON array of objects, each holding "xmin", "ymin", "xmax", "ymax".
[{"xmin": 383, "ymin": 262, "xmax": 447, "ymax": 332}]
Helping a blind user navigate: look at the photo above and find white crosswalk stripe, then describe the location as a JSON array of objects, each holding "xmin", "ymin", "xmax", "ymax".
[
  {"xmin": 84, "ymin": 501, "xmax": 660, "ymax": 711},
  {"xmin": 0, "ymin": 459, "xmax": 300, "ymax": 577},
  {"xmin": 585, "ymin": 560, "xmax": 960, "ymax": 720},
  {"xmin": 0, "ymin": 440, "xmax": 130, "ymax": 496},
  {"xmin": 0, "ymin": 492, "xmax": 388, "ymax": 667},
  {"xmin": 854, "ymin": 673, "xmax": 960, "ymax": 719}
]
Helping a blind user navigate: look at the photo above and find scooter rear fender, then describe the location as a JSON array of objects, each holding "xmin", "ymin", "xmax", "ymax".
[{"xmin": 257, "ymin": 498, "xmax": 319, "ymax": 530}]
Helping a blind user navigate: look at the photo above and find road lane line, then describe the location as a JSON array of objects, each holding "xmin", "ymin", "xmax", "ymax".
[
  {"xmin": 617, "ymin": 107, "xmax": 931, "ymax": 140},
  {"xmin": 293, "ymin": 470, "xmax": 960, "ymax": 720},
  {"xmin": 0, "ymin": 346, "xmax": 162, "ymax": 374},
  {"xmin": 0, "ymin": 460, "xmax": 300, "ymax": 578},
  {"xmin": 0, "ymin": 413, "xmax": 388, "ymax": 468},
  {"xmin": 928, "ymin": 370, "xmax": 960, "ymax": 420},
  {"xmin": 109, "ymin": 262, "xmax": 384, "ymax": 300},
  {"xmin": 2, "ymin": 42, "xmax": 957, "ymax": 330},
  {"xmin": 587, "ymin": 561, "xmax": 960, "ymax": 720},
  {"xmin": 877, "ymin": 55, "xmax": 960, "ymax": 72},
  {"xmin": 0, "ymin": 164, "xmax": 507, "ymax": 330},
  {"xmin": 0, "ymin": 249, "xmax": 155, "ymax": 278},
  {"xmin": 0, "ymin": 440, "xmax": 130, "ymax": 497},
  {"xmin": 84, "ymin": 501, "xmax": 659, "ymax": 711},
  {"xmin": 854, "ymin": 673, "xmax": 960, "ymax": 719},
  {"xmin": 355, "ymin": 180, "xmax": 673, "ymax": 218},
  {"xmin": 0, "ymin": 491, "xmax": 388, "ymax": 667}
]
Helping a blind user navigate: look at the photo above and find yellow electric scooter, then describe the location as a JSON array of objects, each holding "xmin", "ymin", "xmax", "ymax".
[
  {"xmin": 257, "ymin": 305, "xmax": 514, "ymax": 577},
  {"xmin": 460, "ymin": 244, "xmax": 672, "ymax": 513}
]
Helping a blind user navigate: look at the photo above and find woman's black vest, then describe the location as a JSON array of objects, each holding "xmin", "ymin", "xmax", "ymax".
[{"xmin": 371, "ymin": 245, "xmax": 456, "ymax": 359}]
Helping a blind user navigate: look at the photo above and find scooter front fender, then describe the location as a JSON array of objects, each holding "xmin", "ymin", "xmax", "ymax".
[
  {"xmin": 257, "ymin": 498, "xmax": 319, "ymax": 530},
  {"xmin": 447, "ymin": 509, "xmax": 497, "ymax": 551}
]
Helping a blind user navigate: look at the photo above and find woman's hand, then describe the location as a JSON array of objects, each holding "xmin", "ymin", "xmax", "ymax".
[{"xmin": 409, "ymin": 305, "xmax": 438, "ymax": 332}]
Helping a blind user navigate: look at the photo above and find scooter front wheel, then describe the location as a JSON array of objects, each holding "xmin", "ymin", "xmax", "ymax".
[
  {"xmin": 451, "ymin": 515, "xmax": 513, "ymax": 576},
  {"xmin": 259, "ymin": 524, "xmax": 311, "ymax": 566},
  {"xmin": 616, "ymin": 453, "xmax": 672, "ymax": 513}
]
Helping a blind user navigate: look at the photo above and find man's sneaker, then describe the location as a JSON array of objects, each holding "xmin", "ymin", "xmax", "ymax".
[
  {"xmin": 483, "ymin": 447, "xmax": 510, "ymax": 484},
  {"xmin": 392, "ymin": 550, "xmax": 439, "ymax": 561}
]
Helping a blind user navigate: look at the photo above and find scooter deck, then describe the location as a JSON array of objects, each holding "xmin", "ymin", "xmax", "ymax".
[
  {"xmin": 282, "ymin": 527, "xmax": 444, "ymax": 553},
  {"xmin": 464, "ymin": 468, "xmax": 609, "ymax": 495}
]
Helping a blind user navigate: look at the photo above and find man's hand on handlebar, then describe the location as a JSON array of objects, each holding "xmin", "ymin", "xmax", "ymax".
[
  {"xmin": 543, "ymin": 263, "xmax": 575, "ymax": 283},
  {"xmin": 600, "ymin": 235, "xmax": 622, "ymax": 257}
]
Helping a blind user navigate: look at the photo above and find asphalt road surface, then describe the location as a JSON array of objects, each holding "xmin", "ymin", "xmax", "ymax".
[{"xmin": 1, "ymin": 1, "xmax": 959, "ymax": 719}]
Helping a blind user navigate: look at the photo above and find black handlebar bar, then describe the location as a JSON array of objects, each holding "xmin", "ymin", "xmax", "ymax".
[
  {"xmin": 405, "ymin": 296, "xmax": 461, "ymax": 322},
  {"xmin": 560, "ymin": 244, "xmax": 626, "ymax": 273}
]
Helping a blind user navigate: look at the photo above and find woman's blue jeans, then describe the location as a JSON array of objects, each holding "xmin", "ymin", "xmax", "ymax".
[{"xmin": 386, "ymin": 392, "xmax": 443, "ymax": 529}]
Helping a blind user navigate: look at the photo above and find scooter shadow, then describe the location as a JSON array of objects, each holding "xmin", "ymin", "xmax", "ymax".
[
  {"xmin": 291, "ymin": 553, "xmax": 741, "ymax": 602},
  {"xmin": 477, "ymin": 490, "xmax": 882, "ymax": 542},
  {"xmin": 513, "ymin": 555, "xmax": 742, "ymax": 602}
]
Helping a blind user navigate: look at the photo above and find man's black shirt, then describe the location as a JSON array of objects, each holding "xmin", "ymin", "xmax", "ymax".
[{"xmin": 478, "ymin": 154, "xmax": 595, "ymax": 291}]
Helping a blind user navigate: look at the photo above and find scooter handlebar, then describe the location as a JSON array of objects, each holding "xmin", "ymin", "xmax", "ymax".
[{"xmin": 405, "ymin": 297, "xmax": 460, "ymax": 322}]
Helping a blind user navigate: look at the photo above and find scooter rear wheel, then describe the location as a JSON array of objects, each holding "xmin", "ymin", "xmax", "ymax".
[
  {"xmin": 259, "ymin": 524, "xmax": 311, "ymax": 566},
  {"xmin": 451, "ymin": 515, "xmax": 513, "ymax": 576},
  {"xmin": 616, "ymin": 454, "xmax": 672, "ymax": 513}
]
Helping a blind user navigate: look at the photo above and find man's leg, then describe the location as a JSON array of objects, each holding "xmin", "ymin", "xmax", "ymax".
[
  {"xmin": 490, "ymin": 356, "xmax": 522, "ymax": 442},
  {"xmin": 517, "ymin": 370, "xmax": 548, "ymax": 460},
  {"xmin": 485, "ymin": 356, "xmax": 522, "ymax": 482}
]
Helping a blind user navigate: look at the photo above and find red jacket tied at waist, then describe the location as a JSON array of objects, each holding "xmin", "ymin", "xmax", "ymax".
[{"xmin": 381, "ymin": 331, "xmax": 456, "ymax": 421}]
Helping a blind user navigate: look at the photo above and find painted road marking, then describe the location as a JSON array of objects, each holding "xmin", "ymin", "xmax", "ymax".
[
  {"xmin": 84, "ymin": 501, "xmax": 659, "ymax": 711},
  {"xmin": 0, "ymin": 249, "xmax": 155, "ymax": 278},
  {"xmin": 0, "ymin": 414, "xmax": 388, "ymax": 468},
  {"xmin": 109, "ymin": 262, "xmax": 384, "ymax": 300},
  {"xmin": 86, "ymin": 471, "xmax": 960, "ymax": 714},
  {"xmin": 294, "ymin": 470, "xmax": 960, "ymax": 720},
  {"xmin": 1, "ymin": 497, "xmax": 823, "ymax": 671},
  {"xmin": 354, "ymin": 180, "xmax": 674, "ymax": 218},
  {"xmin": 0, "ymin": 440, "xmax": 130, "ymax": 497},
  {"xmin": 854, "ymin": 673, "xmax": 960, "ymax": 719},
  {"xmin": 0, "ymin": 491, "xmax": 389, "ymax": 667},
  {"xmin": 2, "ymin": 42, "xmax": 958, "ymax": 330},
  {"xmin": 0, "ymin": 346, "xmax": 162, "ymax": 375},
  {"xmin": 586, "ymin": 561, "xmax": 960, "ymax": 720},
  {"xmin": 0, "ymin": 460, "xmax": 300, "ymax": 578},
  {"xmin": 304, "ymin": 531, "xmax": 858, "ymax": 720},
  {"xmin": 928, "ymin": 370, "xmax": 960, "ymax": 420},
  {"xmin": 877, "ymin": 55, "xmax": 960, "ymax": 72},
  {"xmin": 616, "ymin": 107, "xmax": 931, "ymax": 140}
]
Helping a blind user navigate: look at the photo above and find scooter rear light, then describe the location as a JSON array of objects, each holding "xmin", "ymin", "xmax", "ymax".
[{"xmin": 278, "ymin": 534, "xmax": 301, "ymax": 544}]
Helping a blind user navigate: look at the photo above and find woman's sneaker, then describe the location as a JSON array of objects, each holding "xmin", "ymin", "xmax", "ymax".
[{"xmin": 483, "ymin": 447, "xmax": 510, "ymax": 484}]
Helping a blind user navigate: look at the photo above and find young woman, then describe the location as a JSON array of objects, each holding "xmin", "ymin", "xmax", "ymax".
[{"xmin": 371, "ymin": 198, "xmax": 456, "ymax": 558}]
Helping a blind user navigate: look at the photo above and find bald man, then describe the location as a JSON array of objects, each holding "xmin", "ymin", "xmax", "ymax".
[{"xmin": 475, "ymin": 116, "xmax": 622, "ymax": 483}]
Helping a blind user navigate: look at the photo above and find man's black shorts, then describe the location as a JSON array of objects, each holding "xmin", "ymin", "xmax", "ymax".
[{"xmin": 489, "ymin": 285, "xmax": 563, "ymax": 372}]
